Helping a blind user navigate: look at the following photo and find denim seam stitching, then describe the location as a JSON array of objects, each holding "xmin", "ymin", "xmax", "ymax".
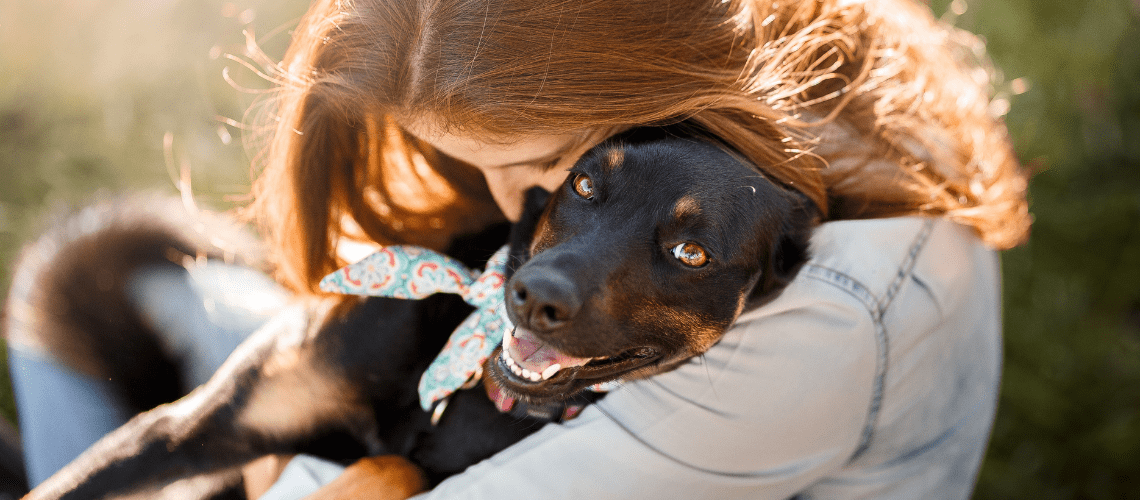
[
  {"xmin": 802, "ymin": 264, "xmax": 885, "ymax": 460},
  {"xmin": 878, "ymin": 220, "xmax": 936, "ymax": 315},
  {"xmin": 801, "ymin": 219, "xmax": 937, "ymax": 461}
]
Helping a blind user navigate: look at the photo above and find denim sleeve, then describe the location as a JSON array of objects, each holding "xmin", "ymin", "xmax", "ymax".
[{"xmin": 412, "ymin": 276, "xmax": 877, "ymax": 500}]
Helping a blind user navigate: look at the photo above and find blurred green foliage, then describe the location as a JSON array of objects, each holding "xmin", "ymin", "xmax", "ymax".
[
  {"xmin": 1, "ymin": 0, "xmax": 1138, "ymax": 498},
  {"xmin": 927, "ymin": 0, "xmax": 1140, "ymax": 497},
  {"xmin": 0, "ymin": 0, "xmax": 312, "ymax": 448}
]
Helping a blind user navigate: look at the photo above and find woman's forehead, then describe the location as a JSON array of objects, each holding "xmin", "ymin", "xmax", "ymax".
[{"xmin": 400, "ymin": 119, "xmax": 585, "ymax": 170}]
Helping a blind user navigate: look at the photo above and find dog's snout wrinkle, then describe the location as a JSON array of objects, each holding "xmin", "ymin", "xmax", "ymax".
[{"xmin": 510, "ymin": 269, "xmax": 581, "ymax": 331}]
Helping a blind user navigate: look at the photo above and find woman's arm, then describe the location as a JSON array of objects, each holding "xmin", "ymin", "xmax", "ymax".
[{"xmin": 413, "ymin": 275, "xmax": 878, "ymax": 500}]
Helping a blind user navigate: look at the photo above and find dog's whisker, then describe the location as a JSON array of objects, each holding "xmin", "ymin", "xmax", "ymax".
[{"xmin": 700, "ymin": 354, "xmax": 719, "ymax": 399}]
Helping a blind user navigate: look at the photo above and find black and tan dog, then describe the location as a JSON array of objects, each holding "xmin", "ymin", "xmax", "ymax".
[{"xmin": 14, "ymin": 126, "xmax": 817, "ymax": 499}]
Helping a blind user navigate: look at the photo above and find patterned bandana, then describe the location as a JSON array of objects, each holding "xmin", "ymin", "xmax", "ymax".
[{"xmin": 319, "ymin": 245, "xmax": 513, "ymax": 410}]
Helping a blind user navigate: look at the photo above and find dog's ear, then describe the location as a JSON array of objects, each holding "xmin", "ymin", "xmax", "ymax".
[
  {"xmin": 505, "ymin": 187, "xmax": 552, "ymax": 278},
  {"xmin": 746, "ymin": 194, "xmax": 819, "ymax": 309}
]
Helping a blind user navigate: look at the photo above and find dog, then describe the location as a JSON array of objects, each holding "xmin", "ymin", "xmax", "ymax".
[{"xmin": 15, "ymin": 126, "xmax": 818, "ymax": 499}]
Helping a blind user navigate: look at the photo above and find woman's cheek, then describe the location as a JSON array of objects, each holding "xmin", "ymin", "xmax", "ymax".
[
  {"xmin": 536, "ymin": 168, "xmax": 571, "ymax": 194},
  {"xmin": 482, "ymin": 168, "xmax": 568, "ymax": 221}
]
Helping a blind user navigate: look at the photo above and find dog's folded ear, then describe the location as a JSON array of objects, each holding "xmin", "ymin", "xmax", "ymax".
[
  {"xmin": 506, "ymin": 187, "xmax": 552, "ymax": 278},
  {"xmin": 747, "ymin": 193, "xmax": 820, "ymax": 309}
]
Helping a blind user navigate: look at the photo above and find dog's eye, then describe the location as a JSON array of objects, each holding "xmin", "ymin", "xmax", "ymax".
[
  {"xmin": 670, "ymin": 242, "xmax": 708, "ymax": 268},
  {"xmin": 572, "ymin": 173, "xmax": 595, "ymax": 200}
]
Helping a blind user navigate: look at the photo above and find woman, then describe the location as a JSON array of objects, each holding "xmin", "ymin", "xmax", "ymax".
[
  {"xmin": 241, "ymin": 0, "xmax": 1028, "ymax": 497},
  {"xmin": 10, "ymin": 0, "xmax": 1029, "ymax": 498}
]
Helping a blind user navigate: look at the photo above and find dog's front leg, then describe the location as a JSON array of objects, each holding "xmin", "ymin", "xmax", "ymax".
[
  {"xmin": 302, "ymin": 455, "xmax": 426, "ymax": 500},
  {"xmin": 25, "ymin": 298, "xmax": 380, "ymax": 500}
]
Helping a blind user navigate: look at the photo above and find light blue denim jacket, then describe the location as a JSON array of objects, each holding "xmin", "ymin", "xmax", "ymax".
[{"xmin": 402, "ymin": 216, "xmax": 1002, "ymax": 499}]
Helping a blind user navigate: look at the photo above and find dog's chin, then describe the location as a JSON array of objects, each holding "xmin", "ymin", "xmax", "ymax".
[{"xmin": 487, "ymin": 343, "xmax": 663, "ymax": 404}]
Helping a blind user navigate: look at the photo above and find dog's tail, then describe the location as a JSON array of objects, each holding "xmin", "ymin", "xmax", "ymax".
[{"xmin": 4, "ymin": 194, "xmax": 266, "ymax": 414}]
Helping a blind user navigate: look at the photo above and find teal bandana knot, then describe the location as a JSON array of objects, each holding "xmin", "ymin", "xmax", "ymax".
[{"xmin": 319, "ymin": 245, "xmax": 513, "ymax": 410}]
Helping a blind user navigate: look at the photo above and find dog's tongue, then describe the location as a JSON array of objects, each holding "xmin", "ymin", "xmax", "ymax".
[{"xmin": 507, "ymin": 328, "xmax": 593, "ymax": 375}]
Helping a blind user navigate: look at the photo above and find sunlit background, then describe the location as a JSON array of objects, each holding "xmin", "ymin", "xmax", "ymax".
[{"xmin": 1, "ymin": 0, "xmax": 1138, "ymax": 498}]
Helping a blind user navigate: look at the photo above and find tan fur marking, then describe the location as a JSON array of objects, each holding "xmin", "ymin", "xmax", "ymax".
[
  {"xmin": 237, "ymin": 350, "xmax": 359, "ymax": 438},
  {"xmin": 629, "ymin": 302, "xmax": 722, "ymax": 368},
  {"xmin": 305, "ymin": 455, "xmax": 427, "ymax": 499},
  {"xmin": 529, "ymin": 210, "xmax": 556, "ymax": 256},
  {"xmin": 604, "ymin": 148, "xmax": 625, "ymax": 172},
  {"xmin": 673, "ymin": 196, "xmax": 701, "ymax": 219},
  {"xmin": 261, "ymin": 346, "xmax": 302, "ymax": 378}
]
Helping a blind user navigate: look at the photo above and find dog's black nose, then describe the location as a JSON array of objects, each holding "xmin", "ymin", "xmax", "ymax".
[{"xmin": 509, "ymin": 269, "xmax": 581, "ymax": 331}]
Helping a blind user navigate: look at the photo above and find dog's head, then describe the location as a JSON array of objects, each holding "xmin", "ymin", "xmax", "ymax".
[{"xmin": 487, "ymin": 128, "xmax": 818, "ymax": 403}]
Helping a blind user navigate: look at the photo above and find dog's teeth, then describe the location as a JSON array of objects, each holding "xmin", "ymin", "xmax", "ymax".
[
  {"xmin": 541, "ymin": 364, "xmax": 561, "ymax": 380},
  {"xmin": 500, "ymin": 335, "xmax": 555, "ymax": 383}
]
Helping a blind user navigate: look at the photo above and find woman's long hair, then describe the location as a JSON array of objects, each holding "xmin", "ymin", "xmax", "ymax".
[{"xmin": 246, "ymin": 0, "xmax": 1031, "ymax": 293}]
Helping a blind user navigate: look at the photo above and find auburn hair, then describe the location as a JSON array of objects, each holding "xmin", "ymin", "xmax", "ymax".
[{"xmin": 245, "ymin": 0, "xmax": 1031, "ymax": 294}]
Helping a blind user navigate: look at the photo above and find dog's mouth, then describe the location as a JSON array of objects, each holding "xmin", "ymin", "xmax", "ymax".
[{"xmin": 492, "ymin": 326, "xmax": 660, "ymax": 399}]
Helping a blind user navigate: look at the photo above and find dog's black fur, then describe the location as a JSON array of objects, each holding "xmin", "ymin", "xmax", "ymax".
[
  {"xmin": 491, "ymin": 128, "xmax": 818, "ymax": 403},
  {"xmin": 13, "ymin": 127, "xmax": 818, "ymax": 499}
]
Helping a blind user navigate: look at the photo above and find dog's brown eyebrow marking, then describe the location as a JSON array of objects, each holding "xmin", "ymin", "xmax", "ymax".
[
  {"xmin": 673, "ymin": 196, "xmax": 701, "ymax": 219},
  {"xmin": 603, "ymin": 148, "xmax": 625, "ymax": 172}
]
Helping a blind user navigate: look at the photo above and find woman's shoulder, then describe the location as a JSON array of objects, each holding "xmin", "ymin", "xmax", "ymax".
[{"xmin": 797, "ymin": 216, "xmax": 997, "ymax": 318}]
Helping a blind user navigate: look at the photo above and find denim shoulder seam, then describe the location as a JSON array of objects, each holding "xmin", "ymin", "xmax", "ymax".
[
  {"xmin": 800, "ymin": 219, "xmax": 936, "ymax": 461},
  {"xmin": 801, "ymin": 265, "xmax": 879, "ymax": 314},
  {"xmin": 801, "ymin": 264, "xmax": 886, "ymax": 460},
  {"xmin": 878, "ymin": 219, "xmax": 936, "ymax": 316}
]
